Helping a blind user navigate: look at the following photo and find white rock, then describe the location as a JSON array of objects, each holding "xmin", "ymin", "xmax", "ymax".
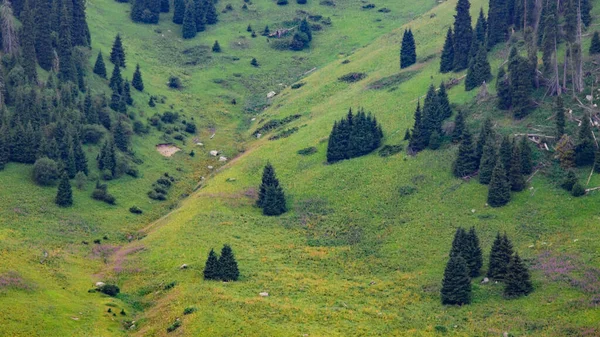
[
  {"xmin": 256, "ymin": 133, "xmax": 262, "ymax": 138},
  {"xmin": 251, "ymin": 118, "xmax": 256, "ymax": 121},
  {"xmin": 219, "ymin": 156, "xmax": 228, "ymax": 162},
  {"xmin": 528, "ymin": 245, "xmax": 534, "ymax": 248},
  {"xmin": 471, "ymin": 209, "xmax": 476, "ymax": 213},
  {"xmin": 210, "ymin": 150, "xmax": 219, "ymax": 156},
  {"xmin": 95, "ymin": 282, "xmax": 105, "ymax": 288},
  {"xmin": 180, "ymin": 264, "xmax": 188, "ymax": 269},
  {"xmin": 259, "ymin": 292, "xmax": 269, "ymax": 297},
  {"xmin": 196, "ymin": 142, "xmax": 204, "ymax": 146},
  {"xmin": 208, "ymin": 166, "xmax": 214, "ymax": 170},
  {"xmin": 210, "ymin": 133, "xmax": 215, "ymax": 139},
  {"xmin": 267, "ymin": 91, "xmax": 277, "ymax": 99},
  {"xmin": 480, "ymin": 277, "xmax": 489, "ymax": 284},
  {"xmin": 586, "ymin": 95, "xmax": 593, "ymax": 101}
]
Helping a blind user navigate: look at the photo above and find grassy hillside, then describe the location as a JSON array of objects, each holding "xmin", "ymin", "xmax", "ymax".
[{"xmin": 102, "ymin": 0, "xmax": 600, "ymax": 336}]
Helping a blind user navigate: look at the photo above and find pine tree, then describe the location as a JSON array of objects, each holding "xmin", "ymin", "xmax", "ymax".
[
  {"xmin": 438, "ymin": 82, "xmax": 452, "ymax": 119},
  {"xmin": 465, "ymin": 227, "xmax": 483, "ymax": 277},
  {"xmin": 203, "ymin": 248, "xmax": 220, "ymax": 280},
  {"xmin": 404, "ymin": 128, "xmax": 411, "ymax": 141},
  {"xmin": 429, "ymin": 130, "xmax": 442, "ymax": 150},
  {"xmin": 93, "ymin": 52, "xmax": 107, "ymax": 78},
  {"xmin": 555, "ymin": 96, "xmax": 565, "ymax": 137},
  {"xmin": 262, "ymin": 25, "xmax": 270, "ymax": 36},
  {"xmin": 451, "ymin": 109, "xmax": 465, "ymax": 143},
  {"xmin": 34, "ymin": 0, "xmax": 54, "ymax": 71},
  {"xmin": 257, "ymin": 163, "xmax": 287, "ymax": 216},
  {"xmin": 440, "ymin": 28, "xmax": 455, "ymax": 73},
  {"xmin": 0, "ymin": 124, "xmax": 10, "ymax": 170},
  {"xmin": 132, "ymin": 64, "xmax": 144, "ymax": 91},
  {"xmin": 57, "ymin": 4, "xmax": 77, "ymax": 83},
  {"xmin": 124, "ymin": 80, "xmax": 133, "ymax": 105},
  {"xmin": 182, "ymin": 1, "xmax": 197, "ymax": 39},
  {"xmin": 441, "ymin": 255, "xmax": 471, "ymax": 305},
  {"xmin": 110, "ymin": 34, "xmax": 126, "ymax": 68},
  {"xmin": 487, "ymin": 161, "xmax": 510, "ymax": 207},
  {"xmin": 218, "ymin": 245, "xmax": 239, "ymax": 281},
  {"xmin": 452, "ymin": 0, "xmax": 473, "ymax": 71},
  {"xmin": 299, "ymin": 18, "xmax": 312, "ymax": 42},
  {"xmin": 409, "ymin": 102, "xmax": 427, "ymax": 152},
  {"xmin": 212, "ymin": 40, "xmax": 221, "ymax": 52},
  {"xmin": 509, "ymin": 144, "xmax": 525, "ymax": 191},
  {"xmin": 194, "ymin": 0, "xmax": 207, "ymax": 32},
  {"xmin": 488, "ymin": 233, "xmax": 514, "ymax": 280},
  {"xmin": 499, "ymin": 135, "xmax": 513, "ymax": 173},
  {"xmin": 73, "ymin": 137, "xmax": 88, "ymax": 175},
  {"xmin": 72, "ymin": 0, "xmax": 91, "ymax": 46},
  {"xmin": 114, "ymin": 119, "xmax": 129, "ymax": 152},
  {"xmin": 465, "ymin": 44, "xmax": 491, "ymax": 91},
  {"xmin": 504, "ymin": 252, "xmax": 533, "ymax": 298},
  {"xmin": 475, "ymin": 117, "xmax": 495, "ymax": 165},
  {"xmin": 422, "ymin": 84, "xmax": 443, "ymax": 140},
  {"xmin": 56, "ymin": 173, "xmax": 73, "ymax": 207},
  {"xmin": 575, "ymin": 114, "xmax": 596, "ymax": 166},
  {"xmin": 510, "ymin": 56, "xmax": 533, "ymax": 119},
  {"xmin": 160, "ymin": 0, "xmax": 170, "ymax": 12},
  {"xmin": 109, "ymin": 65, "xmax": 123, "ymax": 92},
  {"xmin": 473, "ymin": 8, "xmax": 487, "ymax": 47},
  {"xmin": 21, "ymin": 0, "xmax": 38, "ymax": 82},
  {"xmin": 98, "ymin": 138, "xmax": 117, "ymax": 177},
  {"xmin": 130, "ymin": 0, "xmax": 145, "ymax": 22},
  {"xmin": 496, "ymin": 66, "xmax": 511, "ymax": 110},
  {"xmin": 173, "ymin": 0, "xmax": 185, "ymax": 24},
  {"xmin": 449, "ymin": 227, "xmax": 467, "ymax": 258},
  {"xmin": 520, "ymin": 136, "xmax": 533, "ymax": 175},
  {"xmin": 453, "ymin": 129, "xmax": 477, "ymax": 177},
  {"xmin": 400, "ymin": 29, "xmax": 416, "ymax": 69},
  {"xmin": 479, "ymin": 139, "xmax": 497, "ymax": 185},
  {"xmin": 487, "ymin": 0, "xmax": 508, "ymax": 48},
  {"xmin": 204, "ymin": 0, "xmax": 218, "ymax": 24}
]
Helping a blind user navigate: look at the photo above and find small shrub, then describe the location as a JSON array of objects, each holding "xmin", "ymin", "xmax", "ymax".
[
  {"xmin": 32, "ymin": 158, "xmax": 59, "ymax": 186},
  {"xmin": 133, "ymin": 121, "xmax": 149, "ymax": 135},
  {"xmin": 291, "ymin": 82, "xmax": 305, "ymax": 89},
  {"xmin": 269, "ymin": 127, "xmax": 299, "ymax": 140},
  {"xmin": 156, "ymin": 177, "xmax": 172, "ymax": 187},
  {"xmin": 183, "ymin": 307, "xmax": 197, "ymax": 315},
  {"xmin": 163, "ymin": 281, "xmax": 177, "ymax": 290},
  {"xmin": 276, "ymin": 0, "xmax": 288, "ymax": 5},
  {"xmin": 338, "ymin": 72, "xmax": 367, "ymax": 83},
  {"xmin": 82, "ymin": 125, "xmax": 106, "ymax": 144},
  {"xmin": 185, "ymin": 123, "xmax": 197, "ymax": 134},
  {"xmin": 166, "ymin": 320, "xmax": 181, "ymax": 333},
  {"xmin": 98, "ymin": 284, "xmax": 120, "ymax": 297},
  {"xmin": 270, "ymin": 39, "xmax": 291, "ymax": 51},
  {"xmin": 168, "ymin": 76, "xmax": 182, "ymax": 89},
  {"xmin": 378, "ymin": 144, "xmax": 404, "ymax": 157},
  {"xmin": 92, "ymin": 188, "xmax": 116, "ymax": 205},
  {"xmin": 251, "ymin": 58, "xmax": 259, "ymax": 67},
  {"xmin": 362, "ymin": 3, "xmax": 375, "ymax": 9},
  {"xmin": 148, "ymin": 190, "xmax": 167, "ymax": 200},
  {"xmin": 571, "ymin": 182, "xmax": 586, "ymax": 197},
  {"xmin": 297, "ymin": 147, "xmax": 317, "ymax": 156},
  {"xmin": 297, "ymin": 0, "xmax": 307, "ymax": 3},
  {"xmin": 75, "ymin": 171, "xmax": 87, "ymax": 190},
  {"xmin": 126, "ymin": 168, "xmax": 139, "ymax": 178},
  {"xmin": 378, "ymin": 7, "xmax": 391, "ymax": 12},
  {"xmin": 153, "ymin": 185, "xmax": 168, "ymax": 195},
  {"xmin": 129, "ymin": 206, "xmax": 143, "ymax": 214},
  {"xmin": 173, "ymin": 133, "xmax": 185, "ymax": 141},
  {"xmin": 398, "ymin": 185, "xmax": 417, "ymax": 196},
  {"xmin": 320, "ymin": 0, "xmax": 335, "ymax": 6}
]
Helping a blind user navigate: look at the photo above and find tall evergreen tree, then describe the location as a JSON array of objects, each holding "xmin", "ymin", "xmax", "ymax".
[
  {"xmin": 73, "ymin": 136, "xmax": 88, "ymax": 175},
  {"xmin": 109, "ymin": 65, "xmax": 124, "ymax": 92},
  {"xmin": 441, "ymin": 255, "xmax": 471, "ymax": 305},
  {"xmin": 453, "ymin": 129, "xmax": 478, "ymax": 177},
  {"xmin": 452, "ymin": 0, "xmax": 473, "ymax": 71},
  {"xmin": 499, "ymin": 135, "xmax": 513, "ymax": 173},
  {"xmin": 160, "ymin": 0, "xmax": 170, "ymax": 12},
  {"xmin": 55, "ymin": 173, "xmax": 73, "ymax": 207},
  {"xmin": 479, "ymin": 139, "xmax": 497, "ymax": 184},
  {"xmin": 257, "ymin": 163, "xmax": 287, "ymax": 216},
  {"xmin": 182, "ymin": 1, "xmax": 197, "ymax": 39},
  {"xmin": 34, "ymin": 0, "xmax": 54, "ymax": 71},
  {"xmin": 204, "ymin": 0, "xmax": 218, "ymax": 24},
  {"xmin": 509, "ymin": 144, "xmax": 525, "ymax": 191},
  {"xmin": 98, "ymin": 138, "xmax": 117, "ymax": 177},
  {"xmin": 451, "ymin": 109, "xmax": 465, "ymax": 143},
  {"xmin": 465, "ymin": 227, "xmax": 483, "ymax": 277},
  {"xmin": 520, "ymin": 136, "xmax": 533, "ymax": 175},
  {"xmin": 194, "ymin": 0, "xmax": 206, "ymax": 32},
  {"xmin": 449, "ymin": 227, "xmax": 467, "ymax": 258},
  {"xmin": 132, "ymin": 64, "xmax": 144, "ymax": 91},
  {"xmin": 218, "ymin": 245, "xmax": 239, "ymax": 281},
  {"xmin": 173, "ymin": 0, "xmax": 185, "ymax": 24},
  {"xmin": 110, "ymin": 34, "xmax": 126, "ymax": 68},
  {"xmin": 0, "ymin": 124, "xmax": 10, "ymax": 170},
  {"xmin": 496, "ymin": 66, "xmax": 511, "ymax": 110},
  {"xmin": 510, "ymin": 56, "xmax": 533, "ymax": 118},
  {"xmin": 438, "ymin": 82, "xmax": 452, "ymax": 119},
  {"xmin": 57, "ymin": 4, "xmax": 77, "ymax": 83},
  {"xmin": 212, "ymin": 40, "xmax": 221, "ymax": 52},
  {"xmin": 400, "ymin": 29, "xmax": 417, "ymax": 69},
  {"xmin": 465, "ymin": 44, "xmax": 491, "ymax": 91},
  {"xmin": 555, "ymin": 96, "xmax": 565, "ymax": 137},
  {"xmin": 123, "ymin": 80, "xmax": 133, "ymax": 105},
  {"xmin": 575, "ymin": 114, "xmax": 596, "ymax": 166},
  {"xmin": 72, "ymin": 0, "xmax": 91, "ymax": 46},
  {"xmin": 203, "ymin": 248, "xmax": 220, "ymax": 280},
  {"xmin": 20, "ymin": 0, "xmax": 37, "ymax": 82},
  {"xmin": 422, "ymin": 84, "xmax": 443, "ymax": 139},
  {"xmin": 93, "ymin": 52, "xmax": 107, "ymax": 78},
  {"xmin": 475, "ymin": 118, "xmax": 495, "ymax": 164},
  {"xmin": 504, "ymin": 252, "xmax": 533, "ymax": 298},
  {"xmin": 487, "ymin": 0, "xmax": 508, "ymax": 48},
  {"xmin": 409, "ymin": 102, "xmax": 427, "ymax": 152},
  {"xmin": 440, "ymin": 27, "xmax": 455, "ymax": 73},
  {"xmin": 113, "ymin": 119, "xmax": 129, "ymax": 152},
  {"xmin": 473, "ymin": 8, "xmax": 487, "ymax": 48},
  {"xmin": 487, "ymin": 161, "xmax": 510, "ymax": 207},
  {"xmin": 130, "ymin": 0, "xmax": 145, "ymax": 22}
]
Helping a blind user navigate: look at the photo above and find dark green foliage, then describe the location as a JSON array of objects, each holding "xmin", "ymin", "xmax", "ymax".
[
  {"xmin": 440, "ymin": 28, "xmax": 454, "ymax": 73},
  {"xmin": 72, "ymin": 0, "xmax": 91, "ymax": 46},
  {"xmin": 555, "ymin": 96, "xmax": 565, "ymax": 137},
  {"xmin": 452, "ymin": 0, "xmax": 473, "ymax": 71},
  {"xmin": 297, "ymin": 147, "xmax": 317, "ymax": 156},
  {"xmin": 326, "ymin": 108, "xmax": 383, "ymax": 162},
  {"xmin": 504, "ymin": 253, "xmax": 533, "ymax": 298},
  {"xmin": 129, "ymin": 206, "xmax": 143, "ymax": 214},
  {"xmin": 251, "ymin": 58, "xmax": 259, "ymax": 67},
  {"xmin": 33, "ymin": 158, "xmax": 59, "ymax": 186},
  {"xmin": 541, "ymin": 2, "xmax": 558, "ymax": 72},
  {"xmin": 194, "ymin": 0, "xmax": 207, "ymax": 32},
  {"xmin": 204, "ymin": 0, "xmax": 218, "ymax": 24},
  {"xmin": 218, "ymin": 245, "xmax": 239, "ymax": 281},
  {"xmin": 428, "ymin": 130, "xmax": 441, "ymax": 150},
  {"xmin": 109, "ymin": 65, "xmax": 123, "ymax": 92},
  {"xmin": 441, "ymin": 255, "xmax": 471, "ymax": 305},
  {"xmin": 183, "ymin": 307, "xmax": 196, "ymax": 315},
  {"xmin": 581, "ymin": 0, "xmax": 592, "ymax": 27},
  {"xmin": 499, "ymin": 135, "xmax": 512, "ymax": 173},
  {"xmin": 56, "ymin": 173, "xmax": 73, "ymax": 207},
  {"xmin": 472, "ymin": 8, "xmax": 487, "ymax": 48},
  {"xmin": 378, "ymin": 144, "xmax": 403, "ymax": 157},
  {"xmin": 487, "ymin": 161, "xmax": 510, "ymax": 207},
  {"xmin": 520, "ymin": 136, "xmax": 533, "ymax": 175},
  {"xmin": 161, "ymin": 0, "xmax": 170, "ymax": 12},
  {"xmin": 487, "ymin": 0, "xmax": 507, "ymax": 48},
  {"xmin": 166, "ymin": 320, "xmax": 181, "ymax": 333},
  {"xmin": 403, "ymin": 129, "xmax": 411, "ymax": 141},
  {"xmin": 571, "ymin": 182, "xmax": 585, "ymax": 197},
  {"xmin": 92, "ymin": 181, "xmax": 116, "ymax": 204},
  {"xmin": 452, "ymin": 130, "xmax": 477, "ymax": 178},
  {"xmin": 400, "ymin": 29, "xmax": 416, "ymax": 69},
  {"xmin": 451, "ymin": 110, "xmax": 465, "ymax": 143},
  {"xmin": 262, "ymin": 25, "xmax": 270, "ymax": 36},
  {"xmin": 212, "ymin": 40, "xmax": 221, "ymax": 52},
  {"xmin": 0, "ymin": 126, "xmax": 9, "ymax": 170},
  {"xmin": 510, "ymin": 56, "xmax": 533, "ymax": 119},
  {"xmin": 247, "ymin": 24, "xmax": 252, "ymax": 32},
  {"xmin": 73, "ymin": 137, "xmax": 88, "ymax": 175},
  {"xmin": 422, "ymin": 84, "xmax": 444, "ymax": 141},
  {"xmin": 98, "ymin": 284, "xmax": 120, "ymax": 296},
  {"xmin": 561, "ymin": 169, "xmax": 578, "ymax": 191},
  {"xmin": 449, "ymin": 227, "xmax": 467, "ymax": 259},
  {"xmin": 338, "ymin": 72, "xmax": 367, "ymax": 83},
  {"xmin": 478, "ymin": 139, "xmax": 497, "ymax": 185},
  {"xmin": 20, "ymin": 0, "xmax": 37, "ymax": 82},
  {"xmin": 124, "ymin": 80, "xmax": 133, "ymax": 105},
  {"xmin": 168, "ymin": 76, "xmax": 182, "ymax": 89},
  {"xmin": 34, "ymin": 0, "xmax": 54, "ymax": 71},
  {"xmin": 98, "ymin": 138, "xmax": 117, "ymax": 178},
  {"xmin": 94, "ymin": 52, "xmax": 107, "ymax": 78},
  {"xmin": 149, "ymin": 96, "xmax": 156, "ymax": 107},
  {"xmin": 257, "ymin": 163, "xmax": 287, "ymax": 216},
  {"xmin": 132, "ymin": 64, "xmax": 144, "ymax": 91},
  {"xmin": 114, "ymin": 120, "xmax": 130, "ymax": 152},
  {"xmin": 509, "ymin": 144, "xmax": 525, "ymax": 191},
  {"xmin": 57, "ymin": 5, "xmax": 77, "ymax": 83},
  {"xmin": 488, "ymin": 233, "xmax": 513, "ymax": 280},
  {"xmin": 10, "ymin": 122, "xmax": 38, "ymax": 164},
  {"xmin": 110, "ymin": 34, "xmax": 126, "ymax": 68},
  {"xmin": 173, "ymin": 0, "xmax": 185, "ymax": 24},
  {"xmin": 203, "ymin": 249, "xmax": 220, "ymax": 280},
  {"xmin": 496, "ymin": 66, "xmax": 511, "ymax": 110},
  {"xmin": 182, "ymin": 1, "xmax": 197, "ymax": 39},
  {"xmin": 575, "ymin": 115, "xmax": 596, "ymax": 167},
  {"xmin": 465, "ymin": 44, "xmax": 491, "ymax": 91},
  {"xmin": 437, "ymin": 82, "xmax": 452, "ymax": 119},
  {"xmin": 465, "ymin": 227, "xmax": 483, "ymax": 277}
]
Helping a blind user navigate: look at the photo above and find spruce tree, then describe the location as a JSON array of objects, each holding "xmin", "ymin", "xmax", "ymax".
[
  {"xmin": 262, "ymin": 25, "xmax": 270, "ymax": 36},
  {"xmin": 441, "ymin": 255, "xmax": 471, "ymax": 305},
  {"xmin": 251, "ymin": 58, "xmax": 259, "ymax": 67},
  {"xmin": 109, "ymin": 65, "xmax": 123, "ymax": 92},
  {"xmin": 73, "ymin": 137, "xmax": 88, "ymax": 175},
  {"xmin": 56, "ymin": 173, "xmax": 73, "ymax": 207},
  {"xmin": 422, "ymin": 84, "xmax": 443, "ymax": 139},
  {"xmin": 161, "ymin": 0, "xmax": 170, "ymax": 12},
  {"xmin": 130, "ymin": 0, "xmax": 145, "ymax": 22},
  {"xmin": 124, "ymin": 80, "xmax": 133, "ymax": 105},
  {"xmin": 93, "ymin": 52, "xmax": 107, "ymax": 78},
  {"xmin": 504, "ymin": 253, "xmax": 533, "ymax": 298},
  {"xmin": 496, "ymin": 66, "xmax": 511, "ymax": 110},
  {"xmin": 555, "ymin": 96, "xmax": 565, "ymax": 137},
  {"xmin": 488, "ymin": 233, "xmax": 514, "ymax": 280},
  {"xmin": 21, "ymin": 0, "xmax": 38, "ymax": 82},
  {"xmin": 400, "ymin": 29, "xmax": 416, "ymax": 69},
  {"xmin": 452, "ymin": 0, "xmax": 473, "ymax": 71},
  {"xmin": 203, "ymin": 248, "xmax": 220, "ymax": 280},
  {"xmin": 451, "ymin": 109, "xmax": 465, "ymax": 143},
  {"xmin": 575, "ymin": 114, "xmax": 596, "ymax": 166},
  {"xmin": 204, "ymin": 0, "xmax": 218, "ymax": 24},
  {"xmin": 429, "ymin": 130, "xmax": 442, "ymax": 150},
  {"xmin": 72, "ymin": 0, "xmax": 91, "ymax": 47},
  {"xmin": 465, "ymin": 227, "xmax": 483, "ymax": 278},
  {"xmin": 218, "ymin": 245, "xmax": 239, "ymax": 281},
  {"xmin": 475, "ymin": 117, "xmax": 495, "ymax": 164},
  {"xmin": 487, "ymin": 161, "xmax": 510, "ymax": 207},
  {"xmin": 212, "ymin": 40, "xmax": 221, "ymax": 52},
  {"xmin": 487, "ymin": 0, "xmax": 508, "ymax": 48},
  {"xmin": 110, "ymin": 34, "xmax": 126, "ymax": 68},
  {"xmin": 520, "ymin": 136, "xmax": 533, "ymax": 175},
  {"xmin": 257, "ymin": 163, "xmax": 287, "ymax": 216},
  {"xmin": 34, "ymin": 0, "xmax": 54, "ymax": 71},
  {"xmin": 473, "ymin": 8, "xmax": 487, "ymax": 47},
  {"xmin": 98, "ymin": 138, "xmax": 117, "ymax": 177},
  {"xmin": 590, "ymin": 32, "xmax": 600, "ymax": 55},
  {"xmin": 404, "ymin": 129, "xmax": 411, "ymax": 141},
  {"xmin": 499, "ymin": 135, "xmax": 513, "ymax": 173},
  {"xmin": 449, "ymin": 227, "xmax": 467, "ymax": 258},
  {"xmin": 299, "ymin": 18, "xmax": 312, "ymax": 42},
  {"xmin": 0, "ymin": 125, "xmax": 10, "ymax": 170},
  {"xmin": 452, "ymin": 129, "xmax": 477, "ymax": 178},
  {"xmin": 510, "ymin": 57, "xmax": 533, "ymax": 119},
  {"xmin": 57, "ymin": 4, "xmax": 77, "ymax": 83},
  {"xmin": 194, "ymin": 0, "xmax": 207, "ymax": 32},
  {"xmin": 114, "ymin": 119, "xmax": 129, "ymax": 152},
  {"xmin": 440, "ymin": 28, "xmax": 455, "ymax": 73},
  {"xmin": 409, "ymin": 101, "xmax": 427, "ymax": 152},
  {"xmin": 509, "ymin": 144, "xmax": 525, "ymax": 191},
  {"xmin": 561, "ymin": 169, "xmax": 578, "ymax": 191},
  {"xmin": 132, "ymin": 64, "xmax": 144, "ymax": 91},
  {"xmin": 173, "ymin": 0, "xmax": 185, "ymax": 24},
  {"xmin": 182, "ymin": 1, "xmax": 197, "ymax": 39},
  {"xmin": 465, "ymin": 44, "xmax": 491, "ymax": 91},
  {"xmin": 438, "ymin": 82, "xmax": 452, "ymax": 119},
  {"xmin": 479, "ymin": 139, "xmax": 497, "ymax": 185}
]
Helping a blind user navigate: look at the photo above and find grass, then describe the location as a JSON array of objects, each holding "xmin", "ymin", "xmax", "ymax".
[{"xmin": 2, "ymin": 0, "xmax": 600, "ymax": 335}]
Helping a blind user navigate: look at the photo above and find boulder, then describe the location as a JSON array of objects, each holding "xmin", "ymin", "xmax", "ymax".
[
  {"xmin": 219, "ymin": 156, "xmax": 228, "ymax": 162},
  {"xmin": 267, "ymin": 91, "xmax": 276, "ymax": 99},
  {"xmin": 95, "ymin": 281, "xmax": 106, "ymax": 288},
  {"xmin": 196, "ymin": 142, "xmax": 204, "ymax": 146},
  {"xmin": 179, "ymin": 264, "xmax": 188, "ymax": 269},
  {"xmin": 259, "ymin": 292, "xmax": 269, "ymax": 297},
  {"xmin": 208, "ymin": 166, "xmax": 214, "ymax": 170},
  {"xmin": 480, "ymin": 277, "xmax": 489, "ymax": 284},
  {"xmin": 210, "ymin": 150, "xmax": 219, "ymax": 156}
]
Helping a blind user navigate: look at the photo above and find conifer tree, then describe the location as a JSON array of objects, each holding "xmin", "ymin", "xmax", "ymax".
[
  {"xmin": 109, "ymin": 65, "xmax": 123, "ymax": 92},
  {"xmin": 473, "ymin": 8, "xmax": 487, "ymax": 48},
  {"xmin": 98, "ymin": 138, "xmax": 117, "ymax": 177},
  {"xmin": 499, "ymin": 135, "xmax": 512, "ymax": 173},
  {"xmin": 204, "ymin": 0, "xmax": 218, "ymax": 24},
  {"xmin": 130, "ymin": 0, "xmax": 145, "ymax": 22},
  {"xmin": 57, "ymin": 5, "xmax": 77, "ymax": 83},
  {"xmin": 509, "ymin": 144, "xmax": 525, "ymax": 191},
  {"xmin": 561, "ymin": 169, "xmax": 578, "ymax": 191},
  {"xmin": 251, "ymin": 58, "xmax": 259, "ymax": 67},
  {"xmin": 449, "ymin": 227, "xmax": 467, "ymax": 258},
  {"xmin": 218, "ymin": 245, "xmax": 239, "ymax": 281},
  {"xmin": 504, "ymin": 252, "xmax": 533, "ymax": 298},
  {"xmin": 475, "ymin": 117, "xmax": 494, "ymax": 165},
  {"xmin": 440, "ymin": 28, "xmax": 455, "ymax": 73},
  {"xmin": 453, "ymin": 129, "xmax": 477, "ymax": 177},
  {"xmin": 451, "ymin": 109, "xmax": 465, "ymax": 143},
  {"xmin": 429, "ymin": 130, "xmax": 441, "ymax": 150},
  {"xmin": 409, "ymin": 102, "xmax": 427, "ymax": 152},
  {"xmin": 173, "ymin": 0, "xmax": 185, "ymax": 24},
  {"xmin": 422, "ymin": 84, "xmax": 443, "ymax": 139},
  {"xmin": 487, "ymin": 0, "xmax": 508, "ymax": 48},
  {"xmin": 441, "ymin": 255, "xmax": 471, "ymax": 305},
  {"xmin": 488, "ymin": 233, "xmax": 514, "ymax": 280},
  {"xmin": 520, "ymin": 136, "xmax": 533, "ymax": 175},
  {"xmin": 124, "ymin": 80, "xmax": 133, "ymax": 105},
  {"xmin": 56, "ymin": 173, "xmax": 73, "ymax": 207},
  {"xmin": 34, "ymin": 0, "xmax": 54, "ymax": 71},
  {"xmin": 93, "ymin": 52, "xmax": 107, "ymax": 78},
  {"xmin": 510, "ymin": 57, "xmax": 533, "ymax": 119},
  {"xmin": 479, "ymin": 139, "xmax": 497, "ymax": 185},
  {"xmin": 182, "ymin": 1, "xmax": 197, "ymax": 39},
  {"xmin": 438, "ymin": 82, "xmax": 452, "ymax": 119},
  {"xmin": 257, "ymin": 163, "xmax": 287, "ymax": 216},
  {"xmin": 132, "ymin": 64, "xmax": 144, "ymax": 91},
  {"xmin": 212, "ymin": 40, "xmax": 221, "ymax": 52},
  {"xmin": 161, "ymin": 0, "xmax": 170, "ymax": 12},
  {"xmin": 487, "ymin": 161, "xmax": 510, "ymax": 207},
  {"xmin": 465, "ymin": 227, "xmax": 483, "ymax": 277},
  {"xmin": 575, "ymin": 114, "xmax": 596, "ymax": 166},
  {"xmin": 0, "ymin": 124, "xmax": 10, "ymax": 170},
  {"xmin": 110, "ymin": 34, "xmax": 126, "ymax": 68},
  {"xmin": 465, "ymin": 44, "xmax": 491, "ymax": 91},
  {"xmin": 555, "ymin": 96, "xmax": 565, "ymax": 137},
  {"xmin": 496, "ymin": 66, "xmax": 511, "ymax": 110},
  {"xmin": 193, "ymin": 0, "xmax": 206, "ymax": 32},
  {"xmin": 73, "ymin": 137, "xmax": 88, "ymax": 175},
  {"xmin": 404, "ymin": 129, "xmax": 411, "ymax": 141},
  {"xmin": 400, "ymin": 29, "xmax": 417, "ymax": 69},
  {"xmin": 262, "ymin": 25, "xmax": 270, "ymax": 36},
  {"xmin": 590, "ymin": 32, "xmax": 600, "ymax": 55},
  {"xmin": 114, "ymin": 119, "xmax": 129, "ymax": 152},
  {"xmin": 20, "ymin": 0, "xmax": 37, "ymax": 82},
  {"xmin": 72, "ymin": 0, "xmax": 91, "ymax": 46},
  {"xmin": 203, "ymin": 248, "xmax": 220, "ymax": 280},
  {"xmin": 452, "ymin": 0, "xmax": 473, "ymax": 71}
]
